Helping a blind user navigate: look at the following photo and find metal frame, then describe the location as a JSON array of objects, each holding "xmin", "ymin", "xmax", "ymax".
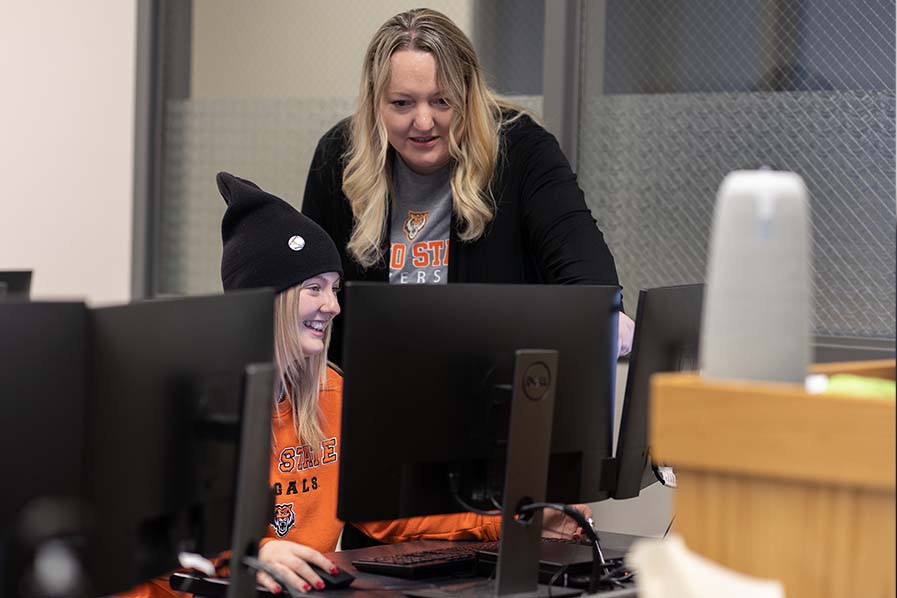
[
  {"xmin": 132, "ymin": 0, "xmax": 192, "ymax": 300},
  {"xmin": 132, "ymin": 1, "xmax": 160, "ymax": 300},
  {"xmin": 580, "ymin": 0, "xmax": 607, "ymax": 98},
  {"xmin": 542, "ymin": 0, "xmax": 583, "ymax": 170},
  {"xmin": 813, "ymin": 335, "xmax": 896, "ymax": 363}
]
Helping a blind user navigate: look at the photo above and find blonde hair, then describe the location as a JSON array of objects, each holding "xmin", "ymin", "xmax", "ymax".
[
  {"xmin": 342, "ymin": 8, "xmax": 522, "ymax": 268},
  {"xmin": 273, "ymin": 285, "xmax": 331, "ymax": 449}
]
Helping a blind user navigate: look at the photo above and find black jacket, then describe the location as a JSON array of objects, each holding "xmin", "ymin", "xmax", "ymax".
[{"xmin": 302, "ymin": 113, "xmax": 621, "ymax": 363}]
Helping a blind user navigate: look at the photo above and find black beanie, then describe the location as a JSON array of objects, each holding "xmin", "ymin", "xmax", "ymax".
[{"xmin": 218, "ymin": 172, "xmax": 343, "ymax": 293}]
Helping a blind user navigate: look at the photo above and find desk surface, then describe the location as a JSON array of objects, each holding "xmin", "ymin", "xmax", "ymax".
[{"xmin": 323, "ymin": 532, "xmax": 642, "ymax": 598}]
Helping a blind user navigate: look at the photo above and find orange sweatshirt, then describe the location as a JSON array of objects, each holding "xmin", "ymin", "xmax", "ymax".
[
  {"xmin": 357, "ymin": 513, "xmax": 501, "ymax": 543},
  {"xmin": 265, "ymin": 367, "xmax": 344, "ymax": 551}
]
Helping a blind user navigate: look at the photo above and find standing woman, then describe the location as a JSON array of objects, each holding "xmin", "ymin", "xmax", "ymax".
[{"xmin": 302, "ymin": 7, "xmax": 635, "ymax": 365}]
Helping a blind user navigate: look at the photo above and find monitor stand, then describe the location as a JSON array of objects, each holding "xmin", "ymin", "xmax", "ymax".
[
  {"xmin": 406, "ymin": 350, "xmax": 581, "ymax": 598},
  {"xmin": 227, "ymin": 364, "xmax": 275, "ymax": 598}
]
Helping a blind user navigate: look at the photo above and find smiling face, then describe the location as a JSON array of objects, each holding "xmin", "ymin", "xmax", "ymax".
[
  {"xmin": 297, "ymin": 272, "xmax": 341, "ymax": 356},
  {"xmin": 378, "ymin": 50, "xmax": 454, "ymax": 175}
]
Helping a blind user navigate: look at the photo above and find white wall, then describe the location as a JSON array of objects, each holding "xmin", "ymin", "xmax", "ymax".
[{"xmin": 0, "ymin": 0, "xmax": 136, "ymax": 305}]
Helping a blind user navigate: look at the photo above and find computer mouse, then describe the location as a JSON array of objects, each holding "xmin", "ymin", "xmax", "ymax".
[{"xmin": 309, "ymin": 563, "xmax": 355, "ymax": 589}]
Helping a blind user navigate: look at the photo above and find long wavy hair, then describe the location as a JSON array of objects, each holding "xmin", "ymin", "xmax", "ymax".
[
  {"xmin": 342, "ymin": 8, "xmax": 522, "ymax": 268},
  {"xmin": 273, "ymin": 285, "xmax": 331, "ymax": 449}
]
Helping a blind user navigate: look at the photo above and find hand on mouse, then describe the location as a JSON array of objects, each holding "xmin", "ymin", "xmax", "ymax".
[{"xmin": 257, "ymin": 540, "xmax": 340, "ymax": 594}]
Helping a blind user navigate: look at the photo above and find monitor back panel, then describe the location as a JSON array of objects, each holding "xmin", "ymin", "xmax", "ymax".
[
  {"xmin": 85, "ymin": 290, "xmax": 274, "ymax": 593},
  {"xmin": 338, "ymin": 283, "xmax": 621, "ymax": 521},
  {"xmin": 614, "ymin": 283, "xmax": 703, "ymax": 499},
  {"xmin": 0, "ymin": 302, "xmax": 89, "ymax": 593}
]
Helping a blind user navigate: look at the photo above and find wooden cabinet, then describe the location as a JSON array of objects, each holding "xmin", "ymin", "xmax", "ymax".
[{"xmin": 651, "ymin": 360, "xmax": 895, "ymax": 598}]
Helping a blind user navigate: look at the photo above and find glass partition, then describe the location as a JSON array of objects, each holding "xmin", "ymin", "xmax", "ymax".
[{"xmin": 578, "ymin": 0, "xmax": 895, "ymax": 337}]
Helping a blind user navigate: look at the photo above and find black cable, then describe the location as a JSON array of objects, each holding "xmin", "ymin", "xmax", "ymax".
[
  {"xmin": 448, "ymin": 473, "xmax": 619, "ymax": 595},
  {"xmin": 520, "ymin": 503, "xmax": 605, "ymax": 562},
  {"xmin": 663, "ymin": 514, "xmax": 676, "ymax": 538},
  {"xmin": 450, "ymin": 491, "xmax": 501, "ymax": 516},
  {"xmin": 517, "ymin": 502, "xmax": 603, "ymax": 594},
  {"xmin": 448, "ymin": 472, "xmax": 501, "ymax": 516},
  {"xmin": 547, "ymin": 563, "xmax": 570, "ymax": 597},
  {"xmin": 597, "ymin": 561, "xmax": 633, "ymax": 589}
]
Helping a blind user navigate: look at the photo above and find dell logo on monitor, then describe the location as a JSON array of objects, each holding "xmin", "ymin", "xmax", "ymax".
[{"xmin": 523, "ymin": 362, "xmax": 551, "ymax": 401}]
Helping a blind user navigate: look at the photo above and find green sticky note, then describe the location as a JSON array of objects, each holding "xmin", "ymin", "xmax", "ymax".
[{"xmin": 825, "ymin": 374, "xmax": 896, "ymax": 398}]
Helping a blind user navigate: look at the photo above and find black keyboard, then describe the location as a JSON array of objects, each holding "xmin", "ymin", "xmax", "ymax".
[
  {"xmin": 351, "ymin": 537, "xmax": 609, "ymax": 580},
  {"xmin": 352, "ymin": 544, "xmax": 482, "ymax": 579}
]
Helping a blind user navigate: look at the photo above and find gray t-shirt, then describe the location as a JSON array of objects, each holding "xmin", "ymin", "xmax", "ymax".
[{"xmin": 389, "ymin": 156, "xmax": 452, "ymax": 285}]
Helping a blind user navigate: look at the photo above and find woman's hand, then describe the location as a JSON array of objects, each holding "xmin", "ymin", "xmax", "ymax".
[
  {"xmin": 618, "ymin": 312, "xmax": 635, "ymax": 358},
  {"xmin": 256, "ymin": 540, "xmax": 340, "ymax": 594},
  {"xmin": 541, "ymin": 503, "xmax": 593, "ymax": 540}
]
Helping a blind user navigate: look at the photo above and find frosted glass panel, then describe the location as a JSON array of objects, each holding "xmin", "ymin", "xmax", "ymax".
[{"xmin": 579, "ymin": 0, "xmax": 895, "ymax": 337}]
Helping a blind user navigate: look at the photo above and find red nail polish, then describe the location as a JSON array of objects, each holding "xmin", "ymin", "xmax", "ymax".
[
  {"xmin": 330, "ymin": 568, "xmax": 340, "ymax": 574},
  {"xmin": 273, "ymin": 585, "xmax": 282, "ymax": 595},
  {"xmin": 303, "ymin": 584, "xmax": 312, "ymax": 591},
  {"xmin": 316, "ymin": 581, "xmax": 325, "ymax": 589}
]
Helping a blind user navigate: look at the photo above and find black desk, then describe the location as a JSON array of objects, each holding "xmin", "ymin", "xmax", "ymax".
[
  {"xmin": 174, "ymin": 534, "xmax": 641, "ymax": 597},
  {"xmin": 323, "ymin": 532, "xmax": 642, "ymax": 598}
]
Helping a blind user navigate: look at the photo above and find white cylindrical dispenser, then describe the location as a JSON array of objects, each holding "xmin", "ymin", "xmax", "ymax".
[{"xmin": 700, "ymin": 170, "xmax": 812, "ymax": 384}]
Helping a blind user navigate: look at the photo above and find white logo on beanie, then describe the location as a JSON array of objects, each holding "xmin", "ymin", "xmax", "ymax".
[{"xmin": 288, "ymin": 235, "xmax": 306, "ymax": 251}]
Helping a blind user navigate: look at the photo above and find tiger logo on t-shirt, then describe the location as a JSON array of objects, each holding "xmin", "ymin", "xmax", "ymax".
[
  {"xmin": 403, "ymin": 210, "xmax": 429, "ymax": 242},
  {"xmin": 272, "ymin": 502, "xmax": 296, "ymax": 537}
]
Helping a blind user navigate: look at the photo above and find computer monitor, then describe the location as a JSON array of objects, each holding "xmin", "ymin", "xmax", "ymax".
[
  {"xmin": 0, "ymin": 270, "xmax": 32, "ymax": 300},
  {"xmin": 611, "ymin": 283, "xmax": 703, "ymax": 500},
  {"xmin": 2, "ymin": 292, "xmax": 276, "ymax": 597},
  {"xmin": 0, "ymin": 301, "xmax": 90, "ymax": 598},
  {"xmin": 84, "ymin": 290, "xmax": 276, "ymax": 595},
  {"xmin": 337, "ymin": 282, "xmax": 622, "ymax": 598}
]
